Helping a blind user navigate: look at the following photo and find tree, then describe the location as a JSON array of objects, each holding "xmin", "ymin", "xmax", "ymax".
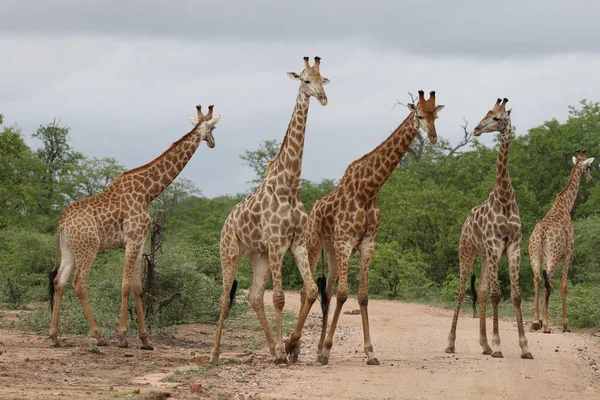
[
  {"xmin": 65, "ymin": 157, "xmax": 126, "ymax": 201},
  {"xmin": 239, "ymin": 139, "xmax": 280, "ymax": 184},
  {"xmin": 32, "ymin": 118, "xmax": 83, "ymax": 214}
]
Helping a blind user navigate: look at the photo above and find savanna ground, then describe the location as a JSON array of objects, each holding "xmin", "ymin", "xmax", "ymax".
[{"xmin": 0, "ymin": 291, "xmax": 598, "ymax": 400}]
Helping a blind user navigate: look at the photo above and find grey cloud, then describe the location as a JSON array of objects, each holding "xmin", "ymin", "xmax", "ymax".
[{"xmin": 1, "ymin": 0, "xmax": 599, "ymax": 57}]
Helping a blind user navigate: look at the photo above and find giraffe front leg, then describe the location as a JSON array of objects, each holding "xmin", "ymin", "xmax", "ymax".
[
  {"xmin": 560, "ymin": 257, "xmax": 571, "ymax": 333},
  {"xmin": 485, "ymin": 246, "xmax": 504, "ymax": 358},
  {"xmin": 285, "ymin": 242, "xmax": 318, "ymax": 363},
  {"xmin": 477, "ymin": 263, "xmax": 492, "ymax": 355},
  {"xmin": 358, "ymin": 238, "xmax": 379, "ymax": 365},
  {"xmin": 268, "ymin": 244, "xmax": 287, "ymax": 365},
  {"xmin": 318, "ymin": 243, "xmax": 352, "ymax": 365},
  {"xmin": 248, "ymin": 253, "xmax": 275, "ymax": 357},
  {"xmin": 118, "ymin": 241, "xmax": 144, "ymax": 348},
  {"xmin": 506, "ymin": 240, "xmax": 533, "ymax": 359},
  {"xmin": 318, "ymin": 248, "xmax": 338, "ymax": 354}
]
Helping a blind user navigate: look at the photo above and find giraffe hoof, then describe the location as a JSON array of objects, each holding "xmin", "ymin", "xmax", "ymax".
[
  {"xmin": 140, "ymin": 344, "xmax": 154, "ymax": 351},
  {"xmin": 318, "ymin": 354, "xmax": 329, "ymax": 365},
  {"xmin": 274, "ymin": 357, "xmax": 288, "ymax": 365},
  {"xmin": 563, "ymin": 327, "xmax": 570, "ymax": 333},
  {"xmin": 118, "ymin": 340, "xmax": 129, "ymax": 349},
  {"xmin": 96, "ymin": 339, "xmax": 108, "ymax": 347},
  {"xmin": 521, "ymin": 352, "xmax": 534, "ymax": 360},
  {"xmin": 482, "ymin": 349, "xmax": 492, "ymax": 355},
  {"xmin": 531, "ymin": 321, "xmax": 541, "ymax": 331},
  {"xmin": 444, "ymin": 347, "xmax": 455, "ymax": 354},
  {"xmin": 50, "ymin": 341, "xmax": 61, "ymax": 348},
  {"xmin": 491, "ymin": 351, "xmax": 503, "ymax": 358},
  {"xmin": 366, "ymin": 358, "xmax": 380, "ymax": 365},
  {"xmin": 543, "ymin": 329, "xmax": 552, "ymax": 334}
]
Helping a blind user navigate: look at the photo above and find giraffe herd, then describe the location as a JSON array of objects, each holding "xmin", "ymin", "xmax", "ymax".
[{"xmin": 48, "ymin": 56, "xmax": 593, "ymax": 367}]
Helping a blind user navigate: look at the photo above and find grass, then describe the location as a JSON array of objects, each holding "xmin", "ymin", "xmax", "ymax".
[{"xmin": 165, "ymin": 367, "xmax": 206, "ymax": 383}]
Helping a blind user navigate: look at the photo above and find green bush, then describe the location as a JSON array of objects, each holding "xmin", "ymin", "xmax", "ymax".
[{"xmin": 549, "ymin": 283, "xmax": 600, "ymax": 329}]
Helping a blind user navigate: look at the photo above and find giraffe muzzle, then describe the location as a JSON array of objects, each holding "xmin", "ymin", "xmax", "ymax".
[{"xmin": 317, "ymin": 95, "xmax": 328, "ymax": 106}]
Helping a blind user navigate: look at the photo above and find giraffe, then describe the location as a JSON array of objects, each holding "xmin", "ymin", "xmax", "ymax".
[
  {"xmin": 211, "ymin": 57, "xmax": 329, "ymax": 365},
  {"xmin": 49, "ymin": 105, "xmax": 221, "ymax": 349},
  {"xmin": 445, "ymin": 98, "xmax": 533, "ymax": 359},
  {"xmin": 301, "ymin": 90, "xmax": 444, "ymax": 365},
  {"xmin": 529, "ymin": 150, "xmax": 594, "ymax": 333}
]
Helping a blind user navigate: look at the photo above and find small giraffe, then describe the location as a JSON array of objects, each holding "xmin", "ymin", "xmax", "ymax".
[
  {"xmin": 529, "ymin": 150, "xmax": 594, "ymax": 333},
  {"xmin": 211, "ymin": 57, "xmax": 329, "ymax": 365},
  {"xmin": 303, "ymin": 90, "xmax": 444, "ymax": 365},
  {"xmin": 445, "ymin": 98, "xmax": 532, "ymax": 359},
  {"xmin": 49, "ymin": 105, "xmax": 221, "ymax": 348}
]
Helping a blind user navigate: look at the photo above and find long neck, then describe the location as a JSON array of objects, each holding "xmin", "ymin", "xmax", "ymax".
[
  {"xmin": 494, "ymin": 122, "xmax": 514, "ymax": 201},
  {"xmin": 552, "ymin": 163, "xmax": 583, "ymax": 213},
  {"xmin": 267, "ymin": 90, "xmax": 311, "ymax": 190},
  {"xmin": 349, "ymin": 112, "xmax": 420, "ymax": 198},
  {"xmin": 114, "ymin": 127, "xmax": 204, "ymax": 204}
]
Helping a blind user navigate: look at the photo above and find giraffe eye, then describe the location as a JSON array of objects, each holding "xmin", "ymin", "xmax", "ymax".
[
  {"xmin": 417, "ymin": 115, "xmax": 424, "ymax": 120},
  {"xmin": 303, "ymin": 80, "xmax": 310, "ymax": 84},
  {"xmin": 493, "ymin": 117, "xmax": 501, "ymax": 121}
]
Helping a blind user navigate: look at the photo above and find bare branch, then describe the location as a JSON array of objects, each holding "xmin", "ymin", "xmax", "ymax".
[{"xmin": 391, "ymin": 91, "xmax": 418, "ymax": 112}]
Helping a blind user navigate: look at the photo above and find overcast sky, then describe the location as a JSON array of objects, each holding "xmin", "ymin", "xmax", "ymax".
[{"xmin": 1, "ymin": 1, "xmax": 599, "ymax": 198}]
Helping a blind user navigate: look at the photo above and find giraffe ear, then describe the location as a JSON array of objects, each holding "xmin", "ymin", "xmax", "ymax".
[
  {"xmin": 322, "ymin": 77, "xmax": 330, "ymax": 85},
  {"xmin": 206, "ymin": 115, "xmax": 222, "ymax": 127},
  {"xmin": 573, "ymin": 156, "xmax": 578, "ymax": 165},
  {"xmin": 189, "ymin": 116, "xmax": 199, "ymax": 126},
  {"xmin": 287, "ymin": 72, "xmax": 301, "ymax": 81},
  {"xmin": 435, "ymin": 105, "xmax": 445, "ymax": 112},
  {"xmin": 505, "ymin": 108, "xmax": 513, "ymax": 117},
  {"xmin": 584, "ymin": 158, "xmax": 595, "ymax": 166},
  {"xmin": 407, "ymin": 103, "xmax": 417, "ymax": 112}
]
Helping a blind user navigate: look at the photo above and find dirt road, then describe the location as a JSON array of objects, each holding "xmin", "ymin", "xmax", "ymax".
[{"xmin": 0, "ymin": 292, "xmax": 598, "ymax": 399}]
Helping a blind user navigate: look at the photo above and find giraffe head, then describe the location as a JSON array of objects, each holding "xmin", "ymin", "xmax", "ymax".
[
  {"xmin": 287, "ymin": 56, "xmax": 330, "ymax": 106},
  {"xmin": 189, "ymin": 105, "xmax": 221, "ymax": 148},
  {"xmin": 572, "ymin": 150, "xmax": 595, "ymax": 182},
  {"xmin": 473, "ymin": 98, "xmax": 512, "ymax": 136},
  {"xmin": 407, "ymin": 90, "xmax": 444, "ymax": 145}
]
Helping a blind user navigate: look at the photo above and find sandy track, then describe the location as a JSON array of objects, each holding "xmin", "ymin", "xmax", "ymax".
[{"xmin": 0, "ymin": 292, "xmax": 598, "ymax": 399}]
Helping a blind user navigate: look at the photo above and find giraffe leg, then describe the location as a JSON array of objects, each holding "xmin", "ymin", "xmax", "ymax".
[
  {"xmin": 285, "ymin": 241, "xmax": 318, "ymax": 363},
  {"xmin": 529, "ymin": 238, "xmax": 543, "ymax": 331},
  {"xmin": 49, "ymin": 234, "xmax": 76, "ymax": 347},
  {"xmin": 117, "ymin": 240, "xmax": 144, "ymax": 348},
  {"xmin": 445, "ymin": 241, "xmax": 476, "ymax": 354},
  {"xmin": 71, "ymin": 257, "xmax": 107, "ymax": 346},
  {"xmin": 268, "ymin": 243, "xmax": 288, "ymax": 365},
  {"xmin": 247, "ymin": 253, "xmax": 275, "ymax": 357},
  {"xmin": 542, "ymin": 254, "xmax": 559, "ymax": 334},
  {"xmin": 211, "ymin": 231, "xmax": 240, "ymax": 363},
  {"xmin": 560, "ymin": 256, "xmax": 571, "ymax": 333},
  {"xmin": 132, "ymin": 245, "xmax": 153, "ymax": 350},
  {"xmin": 318, "ymin": 242, "xmax": 352, "ymax": 366},
  {"xmin": 318, "ymin": 247, "xmax": 337, "ymax": 354},
  {"xmin": 488, "ymin": 259, "xmax": 503, "ymax": 358},
  {"xmin": 477, "ymin": 257, "xmax": 492, "ymax": 355},
  {"xmin": 506, "ymin": 240, "xmax": 533, "ymax": 359},
  {"xmin": 357, "ymin": 238, "xmax": 379, "ymax": 365}
]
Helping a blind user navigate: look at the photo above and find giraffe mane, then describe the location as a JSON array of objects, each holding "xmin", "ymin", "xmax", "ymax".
[
  {"xmin": 344, "ymin": 111, "xmax": 414, "ymax": 171},
  {"xmin": 119, "ymin": 121, "xmax": 205, "ymax": 178}
]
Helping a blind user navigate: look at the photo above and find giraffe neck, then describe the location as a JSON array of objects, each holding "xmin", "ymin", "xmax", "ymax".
[
  {"xmin": 493, "ymin": 122, "xmax": 514, "ymax": 202},
  {"xmin": 111, "ymin": 124, "xmax": 204, "ymax": 204},
  {"xmin": 346, "ymin": 112, "xmax": 419, "ymax": 198},
  {"xmin": 266, "ymin": 90, "xmax": 311, "ymax": 191},
  {"xmin": 552, "ymin": 163, "xmax": 583, "ymax": 214}
]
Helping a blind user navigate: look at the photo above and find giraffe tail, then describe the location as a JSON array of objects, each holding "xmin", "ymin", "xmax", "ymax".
[
  {"xmin": 49, "ymin": 225, "xmax": 61, "ymax": 312},
  {"xmin": 542, "ymin": 270, "xmax": 552, "ymax": 308},
  {"xmin": 470, "ymin": 272, "xmax": 477, "ymax": 317},
  {"xmin": 228, "ymin": 279, "xmax": 238, "ymax": 311},
  {"xmin": 316, "ymin": 249, "xmax": 328, "ymax": 328}
]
